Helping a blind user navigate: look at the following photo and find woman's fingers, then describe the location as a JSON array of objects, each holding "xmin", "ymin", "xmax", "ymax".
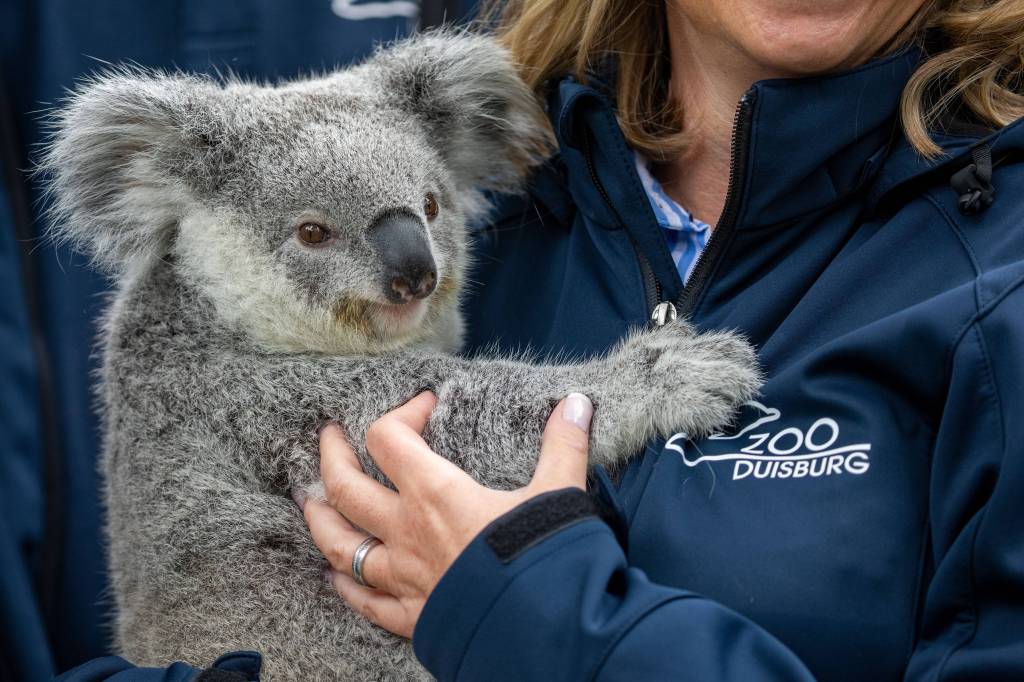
[
  {"xmin": 306, "ymin": 392, "xmax": 596, "ymax": 640},
  {"xmin": 304, "ymin": 497, "xmax": 395, "ymax": 594},
  {"xmin": 384, "ymin": 390, "xmax": 437, "ymax": 433},
  {"xmin": 328, "ymin": 570, "xmax": 415, "ymax": 639},
  {"xmin": 319, "ymin": 424, "xmax": 398, "ymax": 538},
  {"xmin": 364, "ymin": 392, "xmax": 468, "ymax": 492},
  {"xmin": 530, "ymin": 393, "xmax": 592, "ymax": 492}
]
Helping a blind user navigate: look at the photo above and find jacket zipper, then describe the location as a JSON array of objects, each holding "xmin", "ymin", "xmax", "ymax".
[
  {"xmin": 676, "ymin": 89, "xmax": 757, "ymax": 316},
  {"xmin": 581, "ymin": 128, "xmax": 662, "ymax": 317},
  {"xmin": 581, "ymin": 89, "xmax": 756, "ymax": 326}
]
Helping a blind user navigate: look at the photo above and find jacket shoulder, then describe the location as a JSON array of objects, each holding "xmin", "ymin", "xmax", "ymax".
[
  {"xmin": 875, "ymin": 120, "xmax": 1024, "ymax": 283},
  {"xmin": 473, "ymin": 156, "xmax": 574, "ymax": 236},
  {"xmin": 922, "ymin": 151, "xmax": 1024, "ymax": 281}
]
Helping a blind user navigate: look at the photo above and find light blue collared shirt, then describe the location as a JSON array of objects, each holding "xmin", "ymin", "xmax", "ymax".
[{"xmin": 634, "ymin": 152, "xmax": 711, "ymax": 284}]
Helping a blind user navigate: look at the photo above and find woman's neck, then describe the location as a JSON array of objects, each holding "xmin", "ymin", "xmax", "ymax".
[{"xmin": 658, "ymin": 7, "xmax": 787, "ymax": 227}]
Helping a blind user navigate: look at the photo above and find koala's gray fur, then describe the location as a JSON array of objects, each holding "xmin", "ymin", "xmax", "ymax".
[{"xmin": 40, "ymin": 30, "xmax": 760, "ymax": 681}]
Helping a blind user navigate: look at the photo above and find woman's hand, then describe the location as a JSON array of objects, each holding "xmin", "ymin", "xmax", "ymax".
[{"xmin": 300, "ymin": 391, "xmax": 594, "ymax": 638}]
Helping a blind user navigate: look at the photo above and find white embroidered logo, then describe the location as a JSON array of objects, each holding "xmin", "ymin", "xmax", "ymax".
[
  {"xmin": 665, "ymin": 401, "xmax": 872, "ymax": 481},
  {"xmin": 331, "ymin": 0, "xmax": 418, "ymax": 21}
]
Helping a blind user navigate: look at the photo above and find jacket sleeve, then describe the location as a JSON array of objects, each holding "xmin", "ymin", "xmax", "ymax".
[
  {"xmin": 904, "ymin": 278, "xmax": 1024, "ymax": 680},
  {"xmin": 55, "ymin": 652, "xmax": 262, "ymax": 682},
  {"xmin": 412, "ymin": 489, "xmax": 816, "ymax": 681}
]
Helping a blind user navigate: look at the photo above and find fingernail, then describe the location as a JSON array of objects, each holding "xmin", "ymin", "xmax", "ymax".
[
  {"xmin": 291, "ymin": 487, "xmax": 307, "ymax": 512},
  {"xmin": 562, "ymin": 392, "xmax": 593, "ymax": 432},
  {"xmin": 322, "ymin": 566, "xmax": 335, "ymax": 588}
]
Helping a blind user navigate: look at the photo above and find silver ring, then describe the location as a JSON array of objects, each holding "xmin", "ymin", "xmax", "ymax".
[{"xmin": 351, "ymin": 535, "xmax": 382, "ymax": 588}]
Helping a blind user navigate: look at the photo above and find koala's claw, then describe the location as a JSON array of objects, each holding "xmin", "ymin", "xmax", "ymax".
[
  {"xmin": 651, "ymin": 328, "xmax": 761, "ymax": 435},
  {"xmin": 587, "ymin": 324, "xmax": 761, "ymax": 468}
]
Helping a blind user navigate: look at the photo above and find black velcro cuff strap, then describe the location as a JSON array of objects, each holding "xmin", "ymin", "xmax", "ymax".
[
  {"xmin": 195, "ymin": 670, "xmax": 249, "ymax": 682},
  {"xmin": 484, "ymin": 488, "xmax": 601, "ymax": 563}
]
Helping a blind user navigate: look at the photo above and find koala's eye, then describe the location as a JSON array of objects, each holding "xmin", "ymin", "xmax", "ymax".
[
  {"xmin": 424, "ymin": 193, "xmax": 439, "ymax": 220},
  {"xmin": 297, "ymin": 222, "xmax": 330, "ymax": 245}
]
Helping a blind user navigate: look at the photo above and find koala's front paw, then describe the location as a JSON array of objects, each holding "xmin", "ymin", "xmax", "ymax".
[
  {"xmin": 588, "ymin": 323, "xmax": 761, "ymax": 467},
  {"xmin": 646, "ymin": 324, "xmax": 761, "ymax": 435}
]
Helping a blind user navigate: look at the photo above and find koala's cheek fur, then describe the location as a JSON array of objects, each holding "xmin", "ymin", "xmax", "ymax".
[
  {"xmin": 174, "ymin": 208, "xmax": 464, "ymax": 355},
  {"xmin": 175, "ymin": 209, "xmax": 358, "ymax": 354}
]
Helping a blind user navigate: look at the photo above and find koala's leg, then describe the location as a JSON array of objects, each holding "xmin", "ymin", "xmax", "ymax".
[
  {"xmin": 423, "ymin": 322, "xmax": 761, "ymax": 486},
  {"xmin": 112, "ymin": 458, "xmax": 429, "ymax": 682}
]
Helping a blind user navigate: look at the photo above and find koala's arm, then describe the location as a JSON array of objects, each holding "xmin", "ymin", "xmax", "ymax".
[
  {"xmin": 255, "ymin": 322, "xmax": 760, "ymax": 492},
  {"xmin": 424, "ymin": 322, "xmax": 761, "ymax": 487}
]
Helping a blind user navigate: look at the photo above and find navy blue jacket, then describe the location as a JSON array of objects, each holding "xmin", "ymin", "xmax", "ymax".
[{"xmin": 407, "ymin": 47, "xmax": 1024, "ymax": 681}]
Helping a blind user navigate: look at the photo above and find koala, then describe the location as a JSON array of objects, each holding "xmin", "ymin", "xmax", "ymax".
[{"xmin": 41, "ymin": 31, "xmax": 760, "ymax": 681}]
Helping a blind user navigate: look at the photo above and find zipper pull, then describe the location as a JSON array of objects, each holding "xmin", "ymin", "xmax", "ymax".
[{"xmin": 650, "ymin": 301, "xmax": 678, "ymax": 327}]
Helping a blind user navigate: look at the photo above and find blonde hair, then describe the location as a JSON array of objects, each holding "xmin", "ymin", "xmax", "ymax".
[{"xmin": 483, "ymin": 0, "xmax": 1024, "ymax": 159}]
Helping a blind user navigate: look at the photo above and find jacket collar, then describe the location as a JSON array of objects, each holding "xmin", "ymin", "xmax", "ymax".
[
  {"xmin": 543, "ymin": 46, "xmax": 1024, "ymax": 302},
  {"xmin": 553, "ymin": 46, "xmax": 927, "ymax": 232},
  {"xmin": 867, "ymin": 116, "xmax": 1024, "ymax": 214}
]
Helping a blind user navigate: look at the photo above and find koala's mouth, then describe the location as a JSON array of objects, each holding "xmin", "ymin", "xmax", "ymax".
[
  {"xmin": 332, "ymin": 296, "xmax": 430, "ymax": 341},
  {"xmin": 334, "ymin": 275, "xmax": 457, "ymax": 343},
  {"xmin": 366, "ymin": 299, "xmax": 430, "ymax": 335}
]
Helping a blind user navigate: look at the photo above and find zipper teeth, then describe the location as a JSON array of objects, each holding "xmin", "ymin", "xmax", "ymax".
[
  {"xmin": 677, "ymin": 89, "xmax": 756, "ymax": 315},
  {"xmin": 582, "ymin": 129, "xmax": 617, "ymax": 214},
  {"xmin": 636, "ymin": 249, "xmax": 659, "ymax": 313},
  {"xmin": 582, "ymin": 128, "xmax": 660, "ymax": 314}
]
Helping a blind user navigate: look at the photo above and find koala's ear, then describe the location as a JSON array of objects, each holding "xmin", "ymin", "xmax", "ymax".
[
  {"xmin": 39, "ymin": 69, "xmax": 226, "ymax": 272},
  {"xmin": 368, "ymin": 30, "xmax": 553, "ymax": 193}
]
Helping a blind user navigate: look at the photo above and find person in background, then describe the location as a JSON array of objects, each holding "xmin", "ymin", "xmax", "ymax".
[{"xmin": 0, "ymin": 2, "xmax": 467, "ymax": 679}]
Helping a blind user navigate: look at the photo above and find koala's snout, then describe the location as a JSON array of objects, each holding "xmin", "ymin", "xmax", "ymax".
[{"xmin": 368, "ymin": 213, "xmax": 438, "ymax": 304}]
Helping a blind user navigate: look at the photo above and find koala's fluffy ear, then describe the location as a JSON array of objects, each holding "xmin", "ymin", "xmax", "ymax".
[
  {"xmin": 39, "ymin": 69, "xmax": 225, "ymax": 272},
  {"xmin": 369, "ymin": 30, "xmax": 553, "ymax": 193}
]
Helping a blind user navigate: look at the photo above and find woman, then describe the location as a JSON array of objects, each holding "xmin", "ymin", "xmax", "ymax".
[{"xmin": 303, "ymin": 0, "xmax": 1024, "ymax": 680}]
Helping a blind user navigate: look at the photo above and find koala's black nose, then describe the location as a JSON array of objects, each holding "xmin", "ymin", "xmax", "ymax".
[{"xmin": 368, "ymin": 212, "xmax": 438, "ymax": 304}]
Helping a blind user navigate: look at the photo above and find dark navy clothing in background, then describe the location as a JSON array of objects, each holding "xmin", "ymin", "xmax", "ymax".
[{"xmin": 0, "ymin": 1, "xmax": 484, "ymax": 678}]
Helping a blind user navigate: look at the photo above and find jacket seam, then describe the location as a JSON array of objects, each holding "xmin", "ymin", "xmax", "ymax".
[
  {"xmin": 922, "ymin": 193, "xmax": 983, "ymax": 307},
  {"xmin": 971, "ymin": 321, "xmax": 1007, "ymax": 456},
  {"xmin": 932, "ymin": 503, "xmax": 988, "ymax": 682},
  {"xmin": 932, "ymin": 323, "xmax": 1006, "ymax": 682},
  {"xmin": 450, "ymin": 526, "xmax": 609, "ymax": 681},
  {"xmin": 588, "ymin": 593, "xmax": 700, "ymax": 681},
  {"xmin": 924, "ymin": 270, "xmax": 1023, "ymax": 682},
  {"xmin": 906, "ymin": 503, "xmax": 935, "ymax": 673},
  {"xmin": 945, "ymin": 270, "xmax": 1024, "ymax": 375},
  {"xmin": 973, "ymin": 269, "xmax": 1024, "ymax": 320},
  {"xmin": 619, "ymin": 442, "xmax": 666, "ymax": 526},
  {"xmin": 931, "ymin": 521, "xmax": 986, "ymax": 682},
  {"xmin": 599, "ymin": 108, "xmax": 682, "ymax": 297}
]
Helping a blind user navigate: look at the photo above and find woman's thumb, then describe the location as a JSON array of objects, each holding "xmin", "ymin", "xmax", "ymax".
[{"xmin": 531, "ymin": 393, "xmax": 592, "ymax": 491}]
